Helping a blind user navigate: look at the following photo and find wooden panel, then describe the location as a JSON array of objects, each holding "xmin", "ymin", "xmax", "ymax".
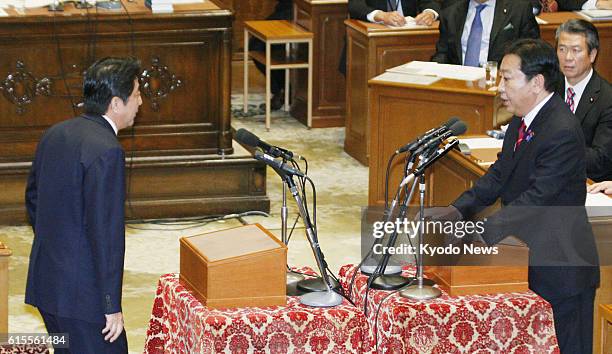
[
  {"xmin": 291, "ymin": 0, "xmax": 347, "ymax": 128},
  {"xmin": 367, "ymin": 83, "xmax": 498, "ymax": 206},
  {"xmin": 0, "ymin": 242, "xmax": 10, "ymax": 333}
]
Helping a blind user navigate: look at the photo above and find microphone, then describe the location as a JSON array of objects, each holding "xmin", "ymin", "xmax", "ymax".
[
  {"xmin": 399, "ymin": 140, "xmax": 460, "ymax": 187},
  {"xmin": 254, "ymin": 151, "xmax": 304, "ymax": 177},
  {"xmin": 235, "ymin": 128, "xmax": 294, "ymax": 160},
  {"xmin": 413, "ymin": 120, "xmax": 468, "ymax": 155},
  {"xmin": 396, "ymin": 117, "xmax": 460, "ymax": 154}
]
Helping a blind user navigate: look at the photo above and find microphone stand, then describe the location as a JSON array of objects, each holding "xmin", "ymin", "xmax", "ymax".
[
  {"xmin": 278, "ymin": 173, "xmax": 342, "ymax": 307},
  {"xmin": 399, "ymin": 142, "xmax": 460, "ymax": 300},
  {"xmin": 283, "ymin": 179, "xmax": 305, "ymax": 296}
]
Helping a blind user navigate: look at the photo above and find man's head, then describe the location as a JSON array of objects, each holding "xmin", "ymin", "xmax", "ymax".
[
  {"xmin": 83, "ymin": 57, "xmax": 142, "ymax": 131},
  {"xmin": 498, "ymin": 39, "xmax": 560, "ymax": 117},
  {"xmin": 556, "ymin": 19, "xmax": 599, "ymax": 86}
]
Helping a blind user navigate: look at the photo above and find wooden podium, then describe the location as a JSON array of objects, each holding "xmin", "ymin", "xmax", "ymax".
[{"xmin": 180, "ymin": 224, "xmax": 287, "ymax": 309}]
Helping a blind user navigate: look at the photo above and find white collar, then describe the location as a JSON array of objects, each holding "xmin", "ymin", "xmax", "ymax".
[
  {"xmin": 565, "ymin": 68, "xmax": 593, "ymax": 97},
  {"xmin": 523, "ymin": 92, "xmax": 554, "ymax": 129},
  {"xmin": 102, "ymin": 114, "xmax": 118, "ymax": 136}
]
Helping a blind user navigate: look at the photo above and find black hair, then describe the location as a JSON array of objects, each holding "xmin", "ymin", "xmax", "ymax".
[
  {"xmin": 556, "ymin": 19, "xmax": 599, "ymax": 53},
  {"xmin": 504, "ymin": 39, "xmax": 561, "ymax": 93},
  {"xmin": 83, "ymin": 57, "xmax": 141, "ymax": 115}
]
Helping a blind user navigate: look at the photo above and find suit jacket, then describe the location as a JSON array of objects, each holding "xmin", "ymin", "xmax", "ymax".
[
  {"xmin": 556, "ymin": 0, "xmax": 588, "ymax": 10},
  {"xmin": 25, "ymin": 114, "xmax": 126, "ymax": 324},
  {"xmin": 349, "ymin": 0, "xmax": 441, "ymax": 22},
  {"xmin": 452, "ymin": 94, "xmax": 599, "ymax": 301},
  {"xmin": 432, "ymin": 0, "xmax": 540, "ymax": 65},
  {"xmin": 558, "ymin": 71, "xmax": 612, "ymax": 182}
]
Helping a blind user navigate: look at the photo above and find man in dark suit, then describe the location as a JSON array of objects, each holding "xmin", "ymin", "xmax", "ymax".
[
  {"xmin": 556, "ymin": 19, "xmax": 612, "ymax": 182},
  {"xmin": 426, "ymin": 39, "xmax": 599, "ymax": 353},
  {"xmin": 25, "ymin": 57, "xmax": 142, "ymax": 353},
  {"xmin": 339, "ymin": 0, "xmax": 441, "ymax": 74},
  {"xmin": 432, "ymin": 0, "xmax": 540, "ymax": 66}
]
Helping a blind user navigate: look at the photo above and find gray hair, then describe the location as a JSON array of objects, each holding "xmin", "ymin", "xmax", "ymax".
[{"xmin": 555, "ymin": 19, "xmax": 599, "ymax": 53}]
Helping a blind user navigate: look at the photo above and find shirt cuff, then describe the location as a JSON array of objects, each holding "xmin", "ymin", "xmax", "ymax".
[
  {"xmin": 582, "ymin": 0, "xmax": 598, "ymax": 9},
  {"xmin": 367, "ymin": 9, "xmax": 382, "ymax": 23},
  {"xmin": 422, "ymin": 8, "xmax": 438, "ymax": 20}
]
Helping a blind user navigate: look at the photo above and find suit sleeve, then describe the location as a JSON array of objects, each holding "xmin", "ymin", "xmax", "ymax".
[
  {"xmin": 518, "ymin": 0, "xmax": 540, "ymax": 40},
  {"xmin": 25, "ymin": 159, "xmax": 38, "ymax": 231},
  {"xmin": 556, "ymin": 0, "xmax": 588, "ymax": 10},
  {"xmin": 431, "ymin": 12, "xmax": 451, "ymax": 63},
  {"xmin": 419, "ymin": 0, "xmax": 442, "ymax": 14},
  {"xmin": 452, "ymin": 151, "xmax": 505, "ymax": 218},
  {"xmin": 586, "ymin": 94, "xmax": 612, "ymax": 181},
  {"xmin": 480, "ymin": 126, "xmax": 585, "ymax": 246},
  {"xmin": 349, "ymin": 0, "xmax": 378, "ymax": 21},
  {"xmin": 83, "ymin": 147, "xmax": 126, "ymax": 315}
]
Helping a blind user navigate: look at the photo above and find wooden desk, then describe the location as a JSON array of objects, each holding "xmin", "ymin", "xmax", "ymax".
[
  {"xmin": 0, "ymin": 241, "xmax": 10, "ymax": 333},
  {"xmin": 0, "ymin": 3, "xmax": 269, "ymax": 223},
  {"xmin": 346, "ymin": 13, "xmax": 612, "ymax": 166},
  {"xmin": 292, "ymin": 0, "xmax": 347, "ymax": 128},
  {"xmin": 345, "ymin": 19, "xmax": 439, "ymax": 164},
  {"xmin": 367, "ymin": 76, "xmax": 509, "ymax": 206},
  {"xmin": 430, "ymin": 141, "xmax": 612, "ymax": 354}
]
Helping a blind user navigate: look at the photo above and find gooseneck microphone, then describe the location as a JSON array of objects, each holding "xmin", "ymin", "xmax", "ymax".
[
  {"xmin": 235, "ymin": 128, "xmax": 294, "ymax": 161},
  {"xmin": 396, "ymin": 117, "xmax": 460, "ymax": 154}
]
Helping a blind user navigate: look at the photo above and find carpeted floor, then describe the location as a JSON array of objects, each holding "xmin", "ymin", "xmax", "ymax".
[{"xmin": 0, "ymin": 93, "xmax": 368, "ymax": 353}]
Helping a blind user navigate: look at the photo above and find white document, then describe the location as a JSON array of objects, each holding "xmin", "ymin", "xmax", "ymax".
[
  {"xmin": 387, "ymin": 61, "xmax": 486, "ymax": 81},
  {"xmin": 372, "ymin": 71, "xmax": 441, "ymax": 85},
  {"xmin": 459, "ymin": 137, "xmax": 504, "ymax": 150},
  {"xmin": 0, "ymin": 7, "xmax": 7, "ymax": 15},
  {"xmin": 388, "ymin": 16, "xmax": 431, "ymax": 29},
  {"xmin": 578, "ymin": 9, "xmax": 612, "ymax": 20},
  {"xmin": 585, "ymin": 191, "xmax": 612, "ymax": 217},
  {"xmin": 535, "ymin": 16, "xmax": 547, "ymax": 24},
  {"xmin": 23, "ymin": 0, "xmax": 53, "ymax": 8}
]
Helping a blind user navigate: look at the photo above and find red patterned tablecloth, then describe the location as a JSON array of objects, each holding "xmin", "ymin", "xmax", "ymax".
[
  {"xmin": 338, "ymin": 264, "xmax": 560, "ymax": 354},
  {"xmin": 144, "ymin": 269, "xmax": 374, "ymax": 353},
  {"xmin": 0, "ymin": 345, "xmax": 48, "ymax": 354}
]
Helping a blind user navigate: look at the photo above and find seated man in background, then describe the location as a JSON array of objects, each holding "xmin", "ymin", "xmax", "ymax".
[
  {"xmin": 556, "ymin": 19, "xmax": 612, "ymax": 182},
  {"xmin": 432, "ymin": 0, "xmax": 539, "ymax": 66},
  {"xmin": 348, "ymin": 0, "xmax": 441, "ymax": 27}
]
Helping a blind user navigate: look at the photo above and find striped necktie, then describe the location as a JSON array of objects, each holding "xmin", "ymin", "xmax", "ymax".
[
  {"xmin": 566, "ymin": 87, "xmax": 576, "ymax": 113},
  {"xmin": 514, "ymin": 119, "xmax": 527, "ymax": 151}
]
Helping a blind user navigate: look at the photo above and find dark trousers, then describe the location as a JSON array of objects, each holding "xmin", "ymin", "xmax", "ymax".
[
  {"xmin": 39, "ymin": 309, "xmax": 128, "ymax": 354},
  {"xmin": 548, "ymin": 286, "xmax": 596, "ymax": 354}
]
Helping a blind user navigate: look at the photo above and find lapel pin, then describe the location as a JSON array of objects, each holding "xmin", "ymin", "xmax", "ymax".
[
  {"xmin": 590, "ymin": 97, "xmax": 594, "ymax": 103},
  {"xmin": 503, "ymin": 8, "xmax": 507, "ymax": 14}
]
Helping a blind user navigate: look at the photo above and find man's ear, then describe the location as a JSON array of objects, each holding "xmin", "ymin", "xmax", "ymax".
[
  {"xmin": 530, "ymin": 73, "xmax": 546, "ymax": 94},
  {"xmin": 110, "ymin": 96, "xmax": 122, "ymax": 113},
  {"xmin": 589, "ymin": 48, "xmax": 598, "ymax": 64}
]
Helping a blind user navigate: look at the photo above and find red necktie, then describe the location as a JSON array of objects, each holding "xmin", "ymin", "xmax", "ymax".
[
  {"xmin": 540, "ymin": 0, "xmax": 558, "ymax": 12},
  {"xmin": 514, "ymin": 119, "xmax": 527, "ymax": 151},
  {"xmin": 566, "ymin": 87, "xmax": 576, "ymax": 113}
]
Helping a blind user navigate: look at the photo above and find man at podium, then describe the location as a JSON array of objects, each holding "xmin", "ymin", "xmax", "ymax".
[{"xmin": 425, "ymin": 39, "xmax": 599, "ymax": 353}]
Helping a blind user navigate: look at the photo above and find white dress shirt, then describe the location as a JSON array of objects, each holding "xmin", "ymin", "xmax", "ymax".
[
  {"xmin": 367, "ymin": 2, "xmax": 438, "ymax": 23},
  {"xmin": 564, "ymin": 68, "xmax": 593, "ymax": 114},
  {"xmin": 581, "ymin": 0, "xmax": 598, "ymax": 9},
  {"xmin": 523, "ymin": 92, "xmax": 554, "ymax": 130},
  {"xmin": 102, "ymin": 114, "xmax": 118, "ymax": 136},
  {"xmin": 461, "ymin": 0, "xmax": 496, "ymax": 67}
]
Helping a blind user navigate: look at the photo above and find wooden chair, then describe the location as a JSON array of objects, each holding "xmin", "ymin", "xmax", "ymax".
[{"xmin": 243, "ymin": 20, "xmax": 313, "ymax": 131}]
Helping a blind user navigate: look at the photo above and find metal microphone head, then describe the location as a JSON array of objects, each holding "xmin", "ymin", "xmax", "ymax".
[
  {"xmin": 444, "ymin": 116, "xmax": 460, "ymax": 129},
  {"xmin": 448, "ymin": 120, "xmax": 468, "ymax": 136},
  {"xmin": 235, "ymin": 128, "xmax": 260, "ymax": 148}
]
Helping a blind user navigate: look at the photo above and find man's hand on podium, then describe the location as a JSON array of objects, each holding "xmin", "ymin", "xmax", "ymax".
[
  {"xmin": 374, "ymin": 11, "xmax": 407, "ymax": 26},
  {"xmin": 414, "ymin": 11, "xmax": 435, "ymax": 26}
]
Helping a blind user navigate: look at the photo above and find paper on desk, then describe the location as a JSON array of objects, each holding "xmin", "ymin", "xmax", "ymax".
[
  {"xmin": 535, "ymin": 16, "xmax": 547, "ymax": 24},
  {"xmin": 459, "ymin": 137, "xmax": 504, "ymax": 149},
  {"xmin": 585, "ymin": 191, "xmax": 612, "ymax": 217},
  {"xmin": 578, "ymin": 9, "xmax": 612, "ymax": 20},
  {"xmin": 387, "ymin": 61, "xmax": 486, "ymax": 81},
  {"xmin": 372, "ymin": 71, "xmax": 440, "ymax": 85},
  {"xmin": 0, "ymin": 7, "xmax": 7, "ymax": 14},
  {"xmin": 388, "ymin": 16, "xmax": 430, "ymax": 29}
]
